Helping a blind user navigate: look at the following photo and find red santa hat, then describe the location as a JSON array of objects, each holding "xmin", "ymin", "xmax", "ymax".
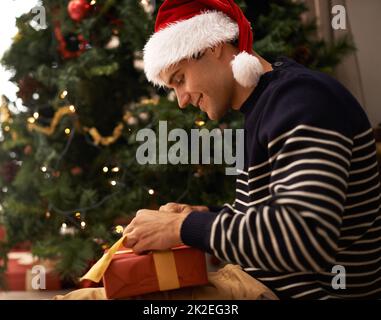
[{"xmin": 143, "ymin": 0, "xmax": 264, "ymax": 88}]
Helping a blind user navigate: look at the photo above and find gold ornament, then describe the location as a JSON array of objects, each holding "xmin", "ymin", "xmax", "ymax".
[
  {"xmin": 0, "ymin": 95, "xmax": 11, "ymax": 123},
  {"xmin": 195, "ymin": 119, "xmax": 206, "ymax": 127}
]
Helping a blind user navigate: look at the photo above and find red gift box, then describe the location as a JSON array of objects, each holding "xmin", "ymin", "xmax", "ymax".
[
  {"xmin": 103, "ymin": 245, "xmax": 209, "ymax": 299},
  {"xmin": 2, "ymin": 251, "xmax": 61, "ymax": 291}
]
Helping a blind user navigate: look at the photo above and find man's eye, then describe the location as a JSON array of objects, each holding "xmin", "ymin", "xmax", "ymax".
[{"xmin": 175, "ymin": 76, "xmax": 184, "ymax": 85}]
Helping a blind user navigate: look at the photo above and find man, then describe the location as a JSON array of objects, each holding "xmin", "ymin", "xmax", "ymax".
[{"xmin": 127, "ymin": 0, "xmax": 381, "ymax": 299}]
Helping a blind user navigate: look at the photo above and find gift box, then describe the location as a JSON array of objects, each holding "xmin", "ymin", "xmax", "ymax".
[
  {"xmin": 103, "ymin": 245, "xmax": 209, "ymax": 299},
  {"xmin": 2, "ymin": 251, "xmax": 61, "ymax": 291}
]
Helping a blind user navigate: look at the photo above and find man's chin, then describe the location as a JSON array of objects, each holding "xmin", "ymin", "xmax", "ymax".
[{"xmin": 206, "ymin": 110, "xmax": 224, "ymax": 121}]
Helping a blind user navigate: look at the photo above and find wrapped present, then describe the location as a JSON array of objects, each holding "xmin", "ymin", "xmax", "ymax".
[
  {"xmin": 103, "ymin": 246, "xmax": 209, "ymax": 299},
  {"xmin": 3, "ymin": 251, "xmax": 61, "ymax": 291},
  {"xmin": 80, "ymin": 235, "xmax": 209, "ymax": 299}
]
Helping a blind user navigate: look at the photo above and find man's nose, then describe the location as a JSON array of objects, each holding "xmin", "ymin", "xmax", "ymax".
[{"xmin": 174, "ymin": 88, "xmax": 190, "ymax": 109}]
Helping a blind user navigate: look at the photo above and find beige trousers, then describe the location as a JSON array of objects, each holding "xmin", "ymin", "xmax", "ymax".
[{"xmin": 53, "ymin": 264, "xmax": 278, "ymax": 300}]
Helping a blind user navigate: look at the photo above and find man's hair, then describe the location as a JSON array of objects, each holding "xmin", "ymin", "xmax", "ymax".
[{"xmin": 190, "ymin": 37, "xmax": 239, "ymax": 60}]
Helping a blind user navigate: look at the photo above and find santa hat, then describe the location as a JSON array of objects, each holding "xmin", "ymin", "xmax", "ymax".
[{"xmin": 143, "ymin": 0, "xmax": 264, "ymax": 88}]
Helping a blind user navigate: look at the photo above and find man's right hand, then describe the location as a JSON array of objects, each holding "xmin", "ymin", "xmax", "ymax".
[{"xmin": 159, "ymin": 202, "xmax": 209, "ymax": 215}]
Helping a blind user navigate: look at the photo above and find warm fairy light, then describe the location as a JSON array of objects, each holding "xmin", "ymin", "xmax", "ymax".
[
  {"xmin": 60, "ymin": 90, "xmax": 68, "ymax": 99},
  {"xmin": 90, "ymin": 0, "xmax": 96, "ymax": 5},
  {"xmin": 111, "ymin": 167, "xmax": 120, "ymax": 172},
  {"xmin": 4, "ymin": 125, "xmax": 10, "ymax": 132},
  {"xmin": 33, "ymin": 112, "xmax": 39, "ymax": 119},
  {"xmin": 80, "ymin": 221, "xmax": 86, "ymax": 229},
  {"xmin": 110, "ymin": 180, "xmax": 117, "ymax": 186},
  {"xmin": 115, "ymin": 225, "xmax": 124, "ymax": 234},
  {"xmin": 103, "ymin": 166, "xmax": 109, "ymax": 173},
  {"xmin": 27, "ymin": 117, "xmax": 35, "ymax": 124},
  {"xmin": 148, "ymin": 189, "xmax": 154, "ymax": 195},
  {"xmin": 75, "ymin": 212, "xmax": 81, "ymax": 219},
  {"xmin": 61, "ymin": 223, "xmax": 67, "ymax": 229},
  {"xmin": 41, "ymin": 166, "xmax": 47, "ymax": 172},
  {"xmin": 195, "ymin": 120, "xmax": 205, "ymax": 127},
  {"xmin": 46, "ymin": 211, "xmax": 51, "ymax": 218},
  {"xmin": 65, "ymin": 128, "xmax": 71, "ymax": 135},
  {"xmin": 69, "ymin": 105, "xmax": 76, "ymax": 112}
]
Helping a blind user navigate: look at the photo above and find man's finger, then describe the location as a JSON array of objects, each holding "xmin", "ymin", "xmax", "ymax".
[
  {"xmin": 123, "ymin": 232, "xmax": 138, "ymax": 248},
  {"xmin": 132, "ymin": 239, "xmax": 151, "ymax": 255},
  {"xmin": 123, "ymin": 223, "xmax": 134, "ymax": 236},
  {"xmin": 159, "ymin": 203, "xmax": 181, "ymax": 213}
]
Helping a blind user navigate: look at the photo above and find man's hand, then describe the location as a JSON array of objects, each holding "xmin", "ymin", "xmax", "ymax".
[
  {"xmin": 123, "ymin": 209, "xmax": 189, "ymax": 254},
  {"xmin": 159, "ymin": 202, "xmax": 209, "ymax": 215}
]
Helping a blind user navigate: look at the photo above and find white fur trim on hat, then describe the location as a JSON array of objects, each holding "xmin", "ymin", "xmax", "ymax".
[
  {"xmin": 231, "ymin": 52, "xmax": 264, "ymax": 87},
  {"xmin": 143, "ymin": 11, "xmax": 239, "ymax": 87}
]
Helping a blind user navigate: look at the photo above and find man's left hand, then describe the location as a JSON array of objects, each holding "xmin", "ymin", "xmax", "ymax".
[{"xmin": 123, "ymin": 209, "xmax": 189, "ymax": 254}]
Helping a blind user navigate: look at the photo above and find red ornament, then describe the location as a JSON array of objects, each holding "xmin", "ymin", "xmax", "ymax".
[
  {"xmin": 0, "ymin": 160, "xmax": 19, "ymax": 184},
  {"xmin": 23, "ymin": 145, "xmax": 33, "ymax": 155},
  {"xmin": 70, "ymin": 166, "xmax": 83, "ymax": 176},
  {"xmin": 67, "ymin": 0, "xmax": 91, "ymax": 22},
  {"xmin": 17, "ymin": 76, "xmax": 42, "ymax": 104}
]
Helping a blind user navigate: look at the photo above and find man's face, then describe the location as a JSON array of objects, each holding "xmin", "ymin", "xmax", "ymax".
[{"xmin": 160, "ymin": 47, "xmax": 235, "ymax": 121}]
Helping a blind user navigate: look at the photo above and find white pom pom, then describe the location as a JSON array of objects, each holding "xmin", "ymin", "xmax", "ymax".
[{"xmin": 231, "ymin": 52, "xmax": 264, "ymax": 87}]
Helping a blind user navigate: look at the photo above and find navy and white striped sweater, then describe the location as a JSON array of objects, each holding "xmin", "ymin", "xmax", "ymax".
[{"xmin": 180, "ymin": 56, "xmax": 381, "ymax": 299}]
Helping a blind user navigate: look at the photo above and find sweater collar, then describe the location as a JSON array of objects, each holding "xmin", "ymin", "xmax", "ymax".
[{"xmin": 239, "ymin": 56, "xmax": 293, "ymax": 114}]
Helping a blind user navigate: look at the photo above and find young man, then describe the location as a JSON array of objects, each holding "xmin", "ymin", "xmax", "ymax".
[{"xmin": 123, "ymin": 0, "xmax": 381, "ymax": 299}]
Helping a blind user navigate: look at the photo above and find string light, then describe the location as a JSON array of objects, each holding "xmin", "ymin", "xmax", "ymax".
[
  {"xmin": 45, "ymin": 211, "xmax": 51, "ymax": 218},
  {"xmin": 64, "ymin": 128, "xmax": 71, "ymax": 135},
  {"xmin": 33, "ymin": 112, "xmax": 39, "ymax": 119},
  {"xmin": 41, "ymin": 166, "xmax": 47, "ymax": 172},
  {"xmin": 111, "ymin": 167, "xmax": 120, "ymax": 172},
  {"xmin": 60, "ymin": 90, "xmax": 68, "ymax": 99},
  {"xmin": 115, "ymin": 225, "xmax": 124, "ymax": 234},
  {"xmin": 75, "ymin": 212, "xmax": 81, "ymax": 219},
  {"xmin": 110, "ymin": 180, "xmax": 117, "ymax": 186},
  {"xmin": 90, "ymin": 0, "xmax": 96, "ymax": 5},
  {"xmin": 4, "ymin": 125, "xmax": 10, "ymax": 132},
  {"xmin": 69, "ymin": 105, "xmax": 76, "ymax": 112},
  {"xmin": 32, "ymin": 93, "xmax": 39, "ymax": 100},
  {"xmin": 27, "ymin": 117, "xmax": 35, "ymax": 124},
  {"xmin": 103, "ymin": 166, "xmax": 109, "ymax": 173},
  {"xmin": 148, "ymin": 189, "xmax": 155, "ymax": 195},
  {"xmin": 61, "ymin": 223, "xmax": 67, "ymax": 229},
  {"xmin": 80, "ymin": 221, "xmax": 86, "ymax": 229}
]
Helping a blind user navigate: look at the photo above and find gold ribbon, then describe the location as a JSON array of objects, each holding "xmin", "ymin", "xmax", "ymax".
[
  {"xmin": 152, "ymin": 250, "xmax": 180, "ymax": 291},
  {"xmin": 80, "ymin": 235, "xmax": 180, "ymax": 291}
]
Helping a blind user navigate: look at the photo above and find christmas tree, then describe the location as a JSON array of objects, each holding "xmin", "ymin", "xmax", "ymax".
[{"xmin": 0, "ymin": 0, "xmax": 354, "ymax": 287}]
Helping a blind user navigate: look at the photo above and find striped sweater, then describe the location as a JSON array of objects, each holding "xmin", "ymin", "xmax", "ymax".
[{"xmin": 180, "ymin": 56, "xmax": 381, "ymax": 299}]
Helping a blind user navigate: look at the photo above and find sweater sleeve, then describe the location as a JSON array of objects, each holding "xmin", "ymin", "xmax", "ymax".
[{"xmin": 180, "ymin": 75, "xmax": 354, "ymax": 273}]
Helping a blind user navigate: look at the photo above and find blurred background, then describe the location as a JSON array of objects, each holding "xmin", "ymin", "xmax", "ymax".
[{"xmin": 0, "ymin": 0, "xmax": 380, "ymax": 295}]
